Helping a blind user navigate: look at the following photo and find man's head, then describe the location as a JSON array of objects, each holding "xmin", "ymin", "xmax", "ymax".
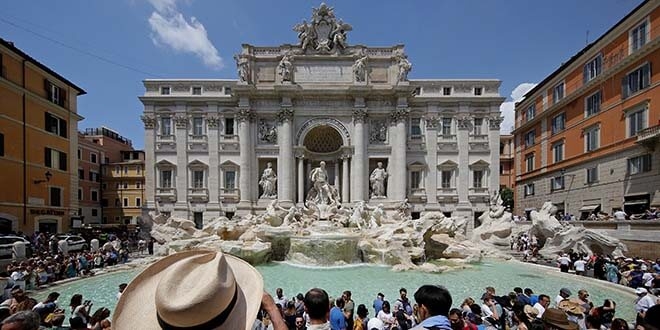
[
  {"xmin": 514, "ymin": 287, "xmax": 523, "ymax": 294},
  {"xmin": 644, "ymin": 304, "xmax": 660, "ymax": 330},
  {"xmin": 276, "ymin": 288, "xmax": 284, "ymax": 298},
  {"xmin": 0, "ymin": 311, "xmax": 41, "ymax": 330},
  {"xmin": 295, "ymin": 316, "xmax": 305, "ymax": 329},
  {"xmin": 578, "ymin": 290, "xmax": 589, "ymax": 301},
  {"xmin": 357, "ymin": 304, "xmax": 368, "ymax": 319},
  {"xmin": 319, "ymin": 161, "xmax": 326, "ymax": 168},
  {"xmin": 559, "ymin": 288, "xmax": 572, "ymax": 299},
  {"xmin": 449, "ymin": 308, "xmax": 465, "ymax": 330},
  {"xmin": 414, "ymin": 285, "xmax": 453, "ymax": 321},
  {"xmin": 400, "ymin": 288, "xmax": 408, "ymax": 300},
  {"xmin": 304, "ymin": 288, "xmax": 330, "ymax": 322},
  {"xmin": 46, "ymin": 292, "xmax": 59, "ymax": 303},
  {"xmin": 377, "ymin": 292, "xmax": 384, "ymax": 300},
  {"xmin": 343, "ymin": 290, "xmax": 352, "ymax": 301},
  {"xmin": 485, "ymin": 286, "xmax": 496, "ymax": 295},
  {"xmin": 118, "ymin": 283, "xmax": 127, "ymax": 293},
  {"xmin": 524, "ymin": 288, "xmax": 534, "ymax": 296},
  {"xmin": 538, "ymin": 294, "xmax": 551, "ymax": 308},
  {"xmin": 585, "ymin": 315, "xmax": 602, "ymax": 330}
]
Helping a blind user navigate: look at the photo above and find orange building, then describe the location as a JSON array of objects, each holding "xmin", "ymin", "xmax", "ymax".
[
  {"xmin": 513, "ymin": 0, "xmax": 659, "ymax": 219},
  {"xmin": 0, "ymin": 38, "xmax": 86, "ymax": 234},
  {"xmin": 101, "ymin": 150, "xmax": 145, "ymax": 225},
  {"xmin": 77, "ymin": 132, "xmax": 103, "ymax": 225}
]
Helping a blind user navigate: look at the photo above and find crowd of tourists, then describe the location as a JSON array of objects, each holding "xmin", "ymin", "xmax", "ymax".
[
  {"xmin": 555, "ymin": 253, "xmax": 660, "ymax": 292},
  {"xmin": 255, "ymin": 283, "xmax": 659, "ymax": 330},
  {"xmin": 0, "ymin": 282, "xmax": 123, "ymax": 329},
  {"xmin": 2, "ymin": 240, "xmax": 131, "ymax": 290}
]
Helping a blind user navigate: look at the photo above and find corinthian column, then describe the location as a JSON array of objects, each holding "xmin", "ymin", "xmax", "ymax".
[
  {"xmin": 237, "ymin": 108, "xmax": 252, "ymax": 206},
  {"xmin": 342, "ymin": 155, "xmax": 350, "ymax": 203},
  {"xmin": 425, "ymin": 116, "xmax": 440, "ymax": 210},
  {"xmin": 390, "ymin": 108, "xmax": 409, "ymax": 201},
  {"xmin": 277, "ymin": 108, "xmax": 294, "ymax": 204},
  {"xmin": 351, "ymin": 109, "xmax": 367, "ymax": 202}
]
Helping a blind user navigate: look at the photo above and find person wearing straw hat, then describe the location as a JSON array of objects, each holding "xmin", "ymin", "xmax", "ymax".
[
  {"xmin": 541, "ymin": 308, "xmax": 578, "ymax": 330},
  {"xmin": 112, "ymin": 249, "xmax": 287, "ymax": 330}
]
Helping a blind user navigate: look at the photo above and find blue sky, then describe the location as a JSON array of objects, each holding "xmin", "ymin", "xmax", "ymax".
[{"xmin": 1, "ymin": 0, "xmax": 643, "ymax": 149}]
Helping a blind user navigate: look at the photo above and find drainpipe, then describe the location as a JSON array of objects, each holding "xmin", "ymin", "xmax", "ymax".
[{"xmin": 22, "ymin": 59, "xmax": 27, "ymax": 228}]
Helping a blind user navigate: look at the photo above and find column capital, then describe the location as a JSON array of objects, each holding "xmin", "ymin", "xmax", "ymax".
[
  {"xmin": 340, "ymin": 153, "xmax": 352, "ymax": 160},
  {"xmin": 236, "ymin": 108, "xmax": 253, "ymax": 122},
  {"xmin": 174, "ymin": 115, "xmax": 188, "ymax": 129},
  {"xmin": 140, "ymin": 114, "xmax": 156, "ymax": 129},
  {"xmin": 353, "ymin": 108, "xmax": 368, "ymax": 123},
  {"xmin": 456, "ymin": 114, "xmax": 473, "ymax": 130},
  {"xmin": 425, "ymin": 115, "xmax": 439, "ymax": 129},
  {"xmin": 390, "ymin": 107, "xmax": 410, "ymax": 123},
  {"xmin": 277, "ymin": 108, "xmax": 294, "ymax": 123},
  {"xmin": 295, "ymin": 149, "xmax": 306, "ymax": 159},
  {"xmin": 207, "ymin": 115, "xmax": 220, "ymax": 128},
  {"xmin": 488, "ymin": 115, "xmax": 503, "ymax": 130}
]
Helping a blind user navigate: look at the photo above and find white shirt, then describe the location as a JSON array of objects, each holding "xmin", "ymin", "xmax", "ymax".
[
  {"xmin": 555, "ymin": 295, "xmax": 567, "ymax": 307},
  {"xmin": 614, "ymin": 211, "xmax": 627, "ymax": 220},
  {"xmin": 574, "ymin": 260, "xmax": 587, "ymax": 272},
  {"xmin": 532, "ymin": 303, "xmax": 546, "ymax": 318},
  {"xmin": 635, "ymin": 294, "xmax": 657, "ymax": 313},
  {"xmin": 643, "ymin": 273, "xmax": 655, "ymax": 287},
  {"xmin": 557, "ymin": 256, "xmax": 571, "ymax": 266},
  {"xmin": 481, "ymin": 304, "xmax": 494, "ymax": 317},
  {"xmin": 10, "ymin": 271, "xmax": 24, "ymax": 282}
]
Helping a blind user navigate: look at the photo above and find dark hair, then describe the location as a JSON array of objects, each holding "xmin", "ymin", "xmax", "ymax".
[
  {"xmin": 413, "ymin": 285, "xmax": 453, "ymax": 317},
  {"xmin": 304, "ymin": 288, "xmax": 329, "ymax": 320},
  {"xmin": 296, "ymin": 293, "xmax": 304, "ymax": 301},
  {"xmin": 400, "ymin": 288, "xmax": 407, "ymax": 294},
  {"xmin": 343, "ymin": 290, "xmax": 352, "ymax": 298},
  {"xmin": 335, "ymin": 297, "xmax": 345, "ymax": 308},
  {"xmin": 449, "ymin": 308, "xmax": 463, "ymax": 317},
  {"xmin": 469, "ymin": 304, "xmax": 482, "ymax": 316},
  {"xmin": 645, "ymin": 304, "xmax": 660, "ymax": 329},
  {"xmin": 529, "ymin": 319, "xmax": 545, "ymax": 330},
  {"xmin": 119, "ymin": 283, "xmax": 128, "ymax": 291},
  {"xmin": 513, "ymin": 287, "xmax": 523, "ymax": 294},
  {"xmin": 357, "ymin": 304, "xmax": 368, "ymax": 318},
  {"xmin": 69, "ymin": 316, "xmax": 87, "ymax": 329},
  {"xmin": 1, "ymin": 311, "xmax": 40, "ymax": 329},
  {"xmin": 538, "ymin": 294, "xmax": 550, "ymax": 302},
  {"xmin": 610, "ymin": 318, "xmax": 629, "ymax": 330},
  {"xmin": 586, "ymin": 315, "xmax": 602, "ymax": 330},
  {"xmin": 70, "ymin": 294, "xmax": 83, "ymax": 307},
  {"xmin": 47, "ymin": 292, "xmax": 60, "ymax": 301},
  {"xmin": 524, "ymin": 288, "xmax": 533, "ymax": 295},
  {"xmin": 382, "ymin": 300, "xmax": 391, "ymax": 311},
  {"xmin": 90, "ymin": 307, "xmax": 110, "ymax": 325}
]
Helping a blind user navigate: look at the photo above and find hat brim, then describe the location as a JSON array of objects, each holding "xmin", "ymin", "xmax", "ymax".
[{"xmin": 112, "ymin": 249, "xmax": 263, "ymax": 330}]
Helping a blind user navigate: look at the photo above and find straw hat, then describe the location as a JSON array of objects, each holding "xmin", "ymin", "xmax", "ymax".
[
  {"xmin": 112, "ymin": 249, "xmax": 263, "ymax": 330},
  {"xmin": 541, "ymin": 308, "xmax": 578, "ymax": 330},
  {"xmin": 558, "ymin": 299, "xmax": 585, "ymax": 316},
  {"xmin": 524, "ymin": 305, "xmax": 539, "ymax": 319}
]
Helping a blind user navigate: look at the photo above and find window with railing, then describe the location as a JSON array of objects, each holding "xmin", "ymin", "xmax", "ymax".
[{"xmin": 628, "ymin": 107, "xmax": 647, "ymax": 137}]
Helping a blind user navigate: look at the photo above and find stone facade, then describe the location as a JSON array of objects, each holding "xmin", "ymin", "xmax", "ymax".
[{"xmin": 140, "ymin": 5, "xmax": 504, "ymax": 230}]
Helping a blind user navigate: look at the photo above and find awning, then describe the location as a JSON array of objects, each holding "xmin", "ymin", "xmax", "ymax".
[
  {"xmin": 624, "ymin": 200, "xmax": 648, "ymax": 206},
  {"xmin": 579, "ymin": 204, "xmax": 600, "ymax": 212}
]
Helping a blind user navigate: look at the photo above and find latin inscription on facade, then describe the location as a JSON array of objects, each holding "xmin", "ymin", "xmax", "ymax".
[{"xmin": 295, "ymin": 64, "xmax": 352, "ymax": 83}]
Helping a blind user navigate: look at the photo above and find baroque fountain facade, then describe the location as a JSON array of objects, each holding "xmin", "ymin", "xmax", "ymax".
[{"xmin": 140, "ymin": 4, "xmax": 626, "ymax": 268}]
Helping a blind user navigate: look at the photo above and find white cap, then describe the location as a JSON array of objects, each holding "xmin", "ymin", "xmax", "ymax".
[
  {"xmin": 641, "ymin": 265, "xmax": 648, "ymax": 271},
  {"xmin": 635, "ymin": 287, "xmax": 648, "ymax": 295},
  {"xmin": 367, "ymin": 318, "xmax": 385, "ymax": 330}
]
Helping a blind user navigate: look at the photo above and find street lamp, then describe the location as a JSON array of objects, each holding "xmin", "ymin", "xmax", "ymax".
[{"xmin": 33, "ymin": 171, "xmax": 53, "ymax": 184}]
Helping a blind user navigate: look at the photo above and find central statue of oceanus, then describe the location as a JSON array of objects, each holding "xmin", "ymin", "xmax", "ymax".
[{"xmin": 305, "ymin": 161, "xmax": 340, "ymax": 219}]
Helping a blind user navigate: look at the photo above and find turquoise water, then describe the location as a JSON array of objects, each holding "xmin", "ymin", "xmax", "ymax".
[{"xmin": 34, "ymin": 261, "xmax": 637, "ymax": 322}]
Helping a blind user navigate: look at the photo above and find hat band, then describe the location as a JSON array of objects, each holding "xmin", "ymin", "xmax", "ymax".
[{"xmin": 157, "ymin": 287, "xmax": 238, "ymax": 330}]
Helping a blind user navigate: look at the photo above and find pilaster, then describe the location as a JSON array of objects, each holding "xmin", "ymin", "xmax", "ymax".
[
  {"xmin": 424, "ymin": 115, "xmax": 440, "ymax": 210},
  {"xmin": 174, "ymin": 105, "xmax": 188, "ymax": 210},
  {"xmin": 351, "ymin": 106, "xmax": 367, "ymax": 202},
  {"xmin": 390, "ymin": 107, "xmax": 409, "ymax": 201},
  {"xmin": 237, "ymin": 108, "xmax": 253, "ymax": 209},
  {"xmin": 277, "ymin": 107, "xmax": 294, "ymax": 204},
  {"xmin": 207, "ymin": 104, "xmax": 220, "ymax": 211},
  {"xmin": 141, "ymin": 113, "xmax": 157, "ymax": 210}
]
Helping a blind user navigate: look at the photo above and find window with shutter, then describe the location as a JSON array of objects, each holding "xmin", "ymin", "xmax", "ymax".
[
  {"xmin": 59, "ymin": 152, "xmax": 67, "ymax": 171},
  {"xmin": 44, "ymin": 148, "xmax": 52, "ymax": 167}
]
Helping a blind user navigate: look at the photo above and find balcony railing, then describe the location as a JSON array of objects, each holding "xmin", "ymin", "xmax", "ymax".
[{"xmin": 636, "ymin": 125, "xmax": 660, "ymax": 143}]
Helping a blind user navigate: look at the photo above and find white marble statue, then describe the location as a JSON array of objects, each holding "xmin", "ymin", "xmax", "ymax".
[
  {"xmin": 234, "ymin": 55, "xmax": 250, "ymax": 83},
  {"xmin": 353, "ymin": 53, "xmax": 368, "ymax": 82},
  {"xmin": 331, "ymin": 19, "xmax": 351, "ymax": 50},
  {"xmin": 259, "ymin": 162, "xmax": 277, "ymax": 199},
  {"xmin": 368, "ymin": 204, "xmax": 385, "ymax": 229},
  {"xmin": 307, "ymin": 161, "xmax": 336, "ymax": 205},
  {"xmin": 278, "ymin": 53, "xmax": 293, "ymax": 82},
  {"xmin": 349, "ymin": 201, "xmax": 368, "ymax": 230},
  {"xmin": 396, "ymin": 198, "xmax": 412, "ymax": 221},
  {"xmin": 293, "ymin": 20, "xmax": 315, "ymax": 51},
  {"xmin": 396, "ymin": 53, "xmax": 412, "ymax": 82},
  {"xmin": 369, "ymin": 162, "xmax": 388, "ymax": 198}
]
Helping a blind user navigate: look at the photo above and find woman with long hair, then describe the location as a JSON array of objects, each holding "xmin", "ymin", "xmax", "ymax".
[{"xmin": 69, "ymin": 294, "xmax": 91, "ymax": 325}]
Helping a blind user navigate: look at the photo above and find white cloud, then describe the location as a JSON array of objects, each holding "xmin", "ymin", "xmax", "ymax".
[
  {"xmin": 499, "ymin": 83, "xmax": 537, "ymax": 134},
  {"xmin": 146, "ymin": 0, "xmax": 223, "ymax": 69}
]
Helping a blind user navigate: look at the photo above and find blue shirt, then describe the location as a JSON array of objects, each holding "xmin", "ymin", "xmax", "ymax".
[
  {"xmin": 373, "ymin": 298, "xmax": 383, "ymax": 315},
  {"xmin": 330, "ymin": 306, "xmax": 346, "ymax": 330},
  {"xmin": 529, "ymin": 294, "xmax": 539, "ymax": 305}
]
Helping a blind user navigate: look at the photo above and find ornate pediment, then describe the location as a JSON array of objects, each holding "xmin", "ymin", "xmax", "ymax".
[{"xmin": 293, "ymin": 3, "xmax": 352, "ymax": 54}]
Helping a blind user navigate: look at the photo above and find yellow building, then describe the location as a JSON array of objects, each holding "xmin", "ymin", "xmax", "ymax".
[
  {"xmin": 102, "ymin": 150, "xmax": 145, "ymax": 225},
  {"xmin": 0, "ymin": 38, "xmax": 86, "ymax": 234}
]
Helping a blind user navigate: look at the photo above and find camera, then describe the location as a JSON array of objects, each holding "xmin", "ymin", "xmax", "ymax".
[{"xmin": 84, "ymin": 300, "xmax": 92, "ymax": 305}]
